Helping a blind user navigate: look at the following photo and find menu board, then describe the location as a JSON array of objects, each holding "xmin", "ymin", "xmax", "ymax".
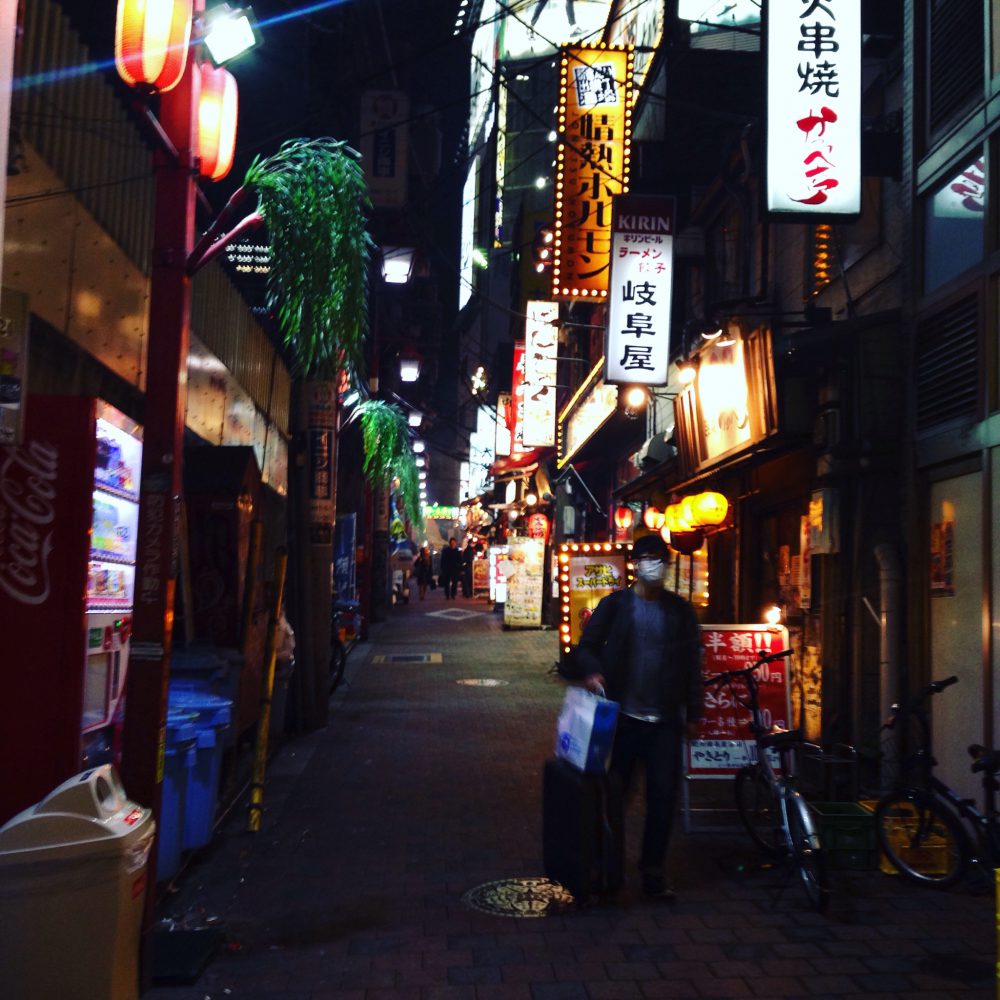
[
  {"xmin": 503, "ymin": 537, "xmax": 545, "ymax": 628},
  {"xmin": 472, "ymin": 557, "xmax": 489, "ymax": 596},
  {"xmin": 688, "ymin": 625, "xmax": 791, "ymax": 777},
  {"xmin": 566, "ymin": 551, "xmax": 626, "ymax": 646}
]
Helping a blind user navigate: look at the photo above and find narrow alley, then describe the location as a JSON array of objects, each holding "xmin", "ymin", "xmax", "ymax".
[{"xmin": 146, "ymin": 590, "xmax": 995, "ymax": 1000}]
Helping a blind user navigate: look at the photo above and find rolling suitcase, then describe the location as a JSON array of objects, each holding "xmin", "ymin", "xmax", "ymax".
[{"xmin": 542, "ymin": 757, "xmax": 624, "ymax": 903}]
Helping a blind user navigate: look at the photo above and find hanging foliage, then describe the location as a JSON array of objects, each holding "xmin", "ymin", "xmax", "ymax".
[
  {"xmin": 243, "ymin": 138, "xmax": 375, "ymax": 379},
  {"xmin": 357, "ymin": 400, "xmax": 422, "ymax": 527}
]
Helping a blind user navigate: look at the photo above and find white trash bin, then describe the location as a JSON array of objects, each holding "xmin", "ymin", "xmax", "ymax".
[{"xmin": 0, "ymin": 765, "xmax": 155, "ymax": 1000}]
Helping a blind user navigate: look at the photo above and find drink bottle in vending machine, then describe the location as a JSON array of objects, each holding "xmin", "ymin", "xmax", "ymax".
[{"xmin": 0, "ymin": 397, "xmax": 142, "ymax": 824}]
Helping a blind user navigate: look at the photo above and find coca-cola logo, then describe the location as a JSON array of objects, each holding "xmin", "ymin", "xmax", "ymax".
[{"xmin": 0, "ymin": 440, "xmax": 58, "ymax": 605}]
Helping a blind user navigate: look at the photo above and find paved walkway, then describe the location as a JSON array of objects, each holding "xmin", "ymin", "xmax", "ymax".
[{"xmin": 147, "ymin": 585, "xmax": 996, "ymax": 999}]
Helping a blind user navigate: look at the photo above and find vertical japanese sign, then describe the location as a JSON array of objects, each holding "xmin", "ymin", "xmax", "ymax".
[
  {"xmin": 766, "ymin": 0, "xmax": 860, "ymax": 216},
  {"xmin": 604, "ymin": 195, "xmax": 674, "ymax": 385},
  {"xmin": 359, "ymin": 90, "xmax": 410, "ymax": 209},
  {"xmin": 503, "ymin": 536, "xmax": 546, "ymax": 627},
  {"xmin": 522, "ymin": 300, "xmax": 558, "ymax": 447},
  {"xmin": 510, "ymin": 342, "xmax": 528, "ymax": 456},
  {"xmin": 688, "ymin": 625, "xmax": 791, "ymax": 776},
  {"xmin": 553, "ymin": 45, "xmax": 634, "ymax": 300},
  {"xmin": 495, "ymin": 392, "xmax": 512, "ymax": 456},
  {"xmin": 307, "ymin": 382, "xmax": 337, "ymax": 545}
]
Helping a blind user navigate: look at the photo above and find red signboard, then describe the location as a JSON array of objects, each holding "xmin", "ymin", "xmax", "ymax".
[{"xmin": 688, "ymin": 624, "xmax": 791, "ymax": 777}]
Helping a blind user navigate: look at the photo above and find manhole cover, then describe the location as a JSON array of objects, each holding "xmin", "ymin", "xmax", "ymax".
[
  {"xmin": 425, "ymin": 608, "xmax": 483, "ymax": 621},
  {"xmin": 372, "ymin": 653, "xmax": 442, "ymax": 664},
  {"xmin": 456, "ymin": 678, "xmax": 509, "ymax": 687},
  {"xmin": 461, "ymin": 878, "xmax": 574, "ymax": 918}
]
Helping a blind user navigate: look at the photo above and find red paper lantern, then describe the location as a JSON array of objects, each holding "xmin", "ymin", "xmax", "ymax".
[
  {"xmin": 115, "ymin": 0, "xmax": 193, "ymax": 93},
  {"xmin": 198, "ymin": 63, "xmax": 238, "ymax": 181},
  {"xmin": 527, "ymin": 512, "xmax": 549, "ymax": 543},
  {"xmin": 643, "ymin": 505, "xmax": 664, "ymax": 531},
  {"xmin": 613, "ymin": 506, "xmax": 634, "ymax": 531}
]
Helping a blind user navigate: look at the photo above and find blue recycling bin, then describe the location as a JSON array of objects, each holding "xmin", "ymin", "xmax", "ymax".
[
  {"xmin": 167, "ymin": 688, "xmax": 232, "ymax": 850},
  {"xmin": 158, "ymin": 710, "xmax": 197, "ymax": 880}
]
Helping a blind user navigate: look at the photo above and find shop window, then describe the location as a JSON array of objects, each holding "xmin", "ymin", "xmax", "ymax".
[
  {"xmin": 923, "ymin": 157, "xmax": 986, "ymax": 293},
  {"xmin": 667, "ymin": 546, "xmax": 708, "ymax": 609}
]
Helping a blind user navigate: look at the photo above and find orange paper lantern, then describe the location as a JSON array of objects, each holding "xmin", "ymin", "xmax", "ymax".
[
  {"xmin": 642, "ymin": 506, "xmax": 664, "ymax": 531},
  {"xmin": 198, "ymin": 63, "xmax": 238, "ymax": 181},
  {"xmin": 613, "ymin": 506, "xmax": 634, "ymax": 531},
  {"xmin": 692, "ymin": 491, "xmax": 728, "ymax": 526},
  {"xmin": 115, "ymin": 0, "xmax": 193, "ymax": 93}
]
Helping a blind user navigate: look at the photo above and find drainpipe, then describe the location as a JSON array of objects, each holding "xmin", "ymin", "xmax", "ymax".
[{"xmin": 874, "ymin": 543, "xmax": 901, "ymax": 789}]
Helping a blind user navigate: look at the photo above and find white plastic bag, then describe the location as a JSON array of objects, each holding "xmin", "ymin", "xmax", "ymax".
[{"xmin": 554, "ymin": 686, "xmax": 620, "ymax": 774}]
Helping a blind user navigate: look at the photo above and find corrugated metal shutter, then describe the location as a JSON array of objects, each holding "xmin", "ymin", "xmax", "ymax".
[
  {"xmin": 915, "ymin": 296, "xmax": 979, "ymax": 431},
  {"xmin": 928, "ymin": 0, "xmax": 983, "ymax": 138}
]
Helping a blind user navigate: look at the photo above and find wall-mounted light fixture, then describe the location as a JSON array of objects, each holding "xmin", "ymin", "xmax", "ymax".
[
  {"xmin": 381, "ymin": 246, "xmax": 416, "ymax": 285},
  {"xmin": 202, "ymin": 4, "xmax": 259, "ymax": 66}
]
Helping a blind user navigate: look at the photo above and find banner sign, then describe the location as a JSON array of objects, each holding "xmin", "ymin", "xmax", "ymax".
[
  {"xmin": 522, "ymin": 300, "xmax": 558, "ymax": 447},
  {"xmin": 604, "ymin": 195, "xmax": 674, "ymax": 386},
  {"xmin": 510, "ymin": 342, "xmax": 528, "ymax": 456},
  {"xmin": 495, "ymin": 392, "xmax": 512, "ymax": 456},
  {"xmin": 556, "ymin": 542, "xmax": 630, "ymax": 653},
  {"xmin": 688, "ymin": 625, "xmax": 791, "ymax": 777},
  {"xmin": 503, "ymin": 536, "xmax": 545, "ymax": 627},
  {"xmin": 608, "ymin": 0, "xmax": 664, "ymax": 89},
  {"xmin": 307, "ymin": 381, "xmax": 337, "ymax": 545},
  {"xmin": 766, "ymin": 0, "xmax": 861, "ymax": 217},
  {"xmin": 557, "ymin": 361, "xmax": 618, "ymax": 469},
  {"xmin": 553, "ymin": 46, "xmax": 634, "ymax": 300},
  {"xmin": 359, "ymin": 90, "xmax": 410, "ymax": 209}
]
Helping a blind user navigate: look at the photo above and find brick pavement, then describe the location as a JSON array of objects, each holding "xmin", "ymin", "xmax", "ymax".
[{"xmin": 146, "ymin": 586, "xmax": 996, "ymax": 999}]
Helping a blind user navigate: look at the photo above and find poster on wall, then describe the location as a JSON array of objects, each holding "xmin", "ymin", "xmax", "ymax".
[
  {"xmin": 307, "ymin": 382, "xmax": 337, "ymax": 545},
  {"xmin": 930, "ymin": 519, "xmax": 954, "ymax": 597},
  {"xmin": 560, "ymin": 545, "xmax": 628, "ymax": 648},
  {"xmin": 472, "ymin": 556, "xmax": 490, "ymax": 596},
  {"xmin": 334, "ymin": 514, "xmax": 357, "ymax": 601},
  {"xmin": 503, "ymin": 537, "xmax": 546, "ymax": 627},
  {"xmin": 688, "ymin": 625, "xmax": 791, "ymax": 777}
]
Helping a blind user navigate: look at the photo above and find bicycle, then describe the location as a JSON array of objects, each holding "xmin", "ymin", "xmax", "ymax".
[
  {"xmin": 873, "ymin": 675, "xmax": 1000, "ymax": 887},
  {"xmin": 329, "ymin": 599, "xmax": 363, "ymax": 693},
  {"xmin": 705, "ymin": 647, "xmax": 830, "ymax": 912}
]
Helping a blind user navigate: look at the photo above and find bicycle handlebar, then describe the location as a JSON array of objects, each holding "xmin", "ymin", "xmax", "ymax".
[
  {"xmin": 704, "ymin": 649, "xmax": 792, "ymax": 689},
  {"xmin": 756, "ymin": 647, "xmax": 793, "ymax": 665},
  {"xmin": 929, "ymin": 675, "xmax": 958, "ymax": 694}
]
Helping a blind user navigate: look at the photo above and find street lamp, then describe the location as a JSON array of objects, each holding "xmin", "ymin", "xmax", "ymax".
[
  {"xmin": 202, "ymin": 4, "xmax": 260, "ymax": 65},
  {"xmin": 399, "ymin": 347, "xmax": 421, "ymax": 383},
  {"xmin": 381, "ymin": 246, "xmax": 416, "ymax": 284}
]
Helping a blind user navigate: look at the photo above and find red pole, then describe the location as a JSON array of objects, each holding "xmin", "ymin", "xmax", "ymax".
[{"xmin": 120, "ymin": 13, "xmax": 200, "ymax": 857}]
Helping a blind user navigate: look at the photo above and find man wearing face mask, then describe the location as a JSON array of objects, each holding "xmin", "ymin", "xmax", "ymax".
[{"xmin": 574, "ymin": 532, "xmax": 703, "ymax": 900}]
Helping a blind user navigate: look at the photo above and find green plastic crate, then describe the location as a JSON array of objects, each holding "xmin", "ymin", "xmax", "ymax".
[{"xmin": 809, "ymin": 801, "xmax": 877, "ymax": 870}]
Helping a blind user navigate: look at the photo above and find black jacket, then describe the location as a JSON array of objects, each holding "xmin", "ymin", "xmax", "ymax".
[
  {"xmin": 439, "ymin": 545, "xmax": 462, "ymax": 580},
  {"xmin": 572, "ymin": 587, "xmax": 703, "ymax": 723}
]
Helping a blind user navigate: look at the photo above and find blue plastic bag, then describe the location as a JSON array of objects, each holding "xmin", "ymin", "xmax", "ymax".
[{"xmin": 554, "ymin": 686, "xmax": 620, "ymax": 774}]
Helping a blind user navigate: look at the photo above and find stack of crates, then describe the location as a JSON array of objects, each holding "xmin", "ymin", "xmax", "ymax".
[{"xmin": 808, "ymin": 801, "xmax": 878, "ymax": 870}]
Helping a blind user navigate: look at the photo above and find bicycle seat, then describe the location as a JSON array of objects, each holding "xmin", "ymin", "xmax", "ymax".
[{"xmin": 759, "ymin": 728, "xmax": 802, "ymax": 751}]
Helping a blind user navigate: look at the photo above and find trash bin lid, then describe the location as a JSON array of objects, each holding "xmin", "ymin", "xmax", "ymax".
[
  {"xmin": 0, "ymin": 765, "xmax": 154, "ymax": 862},
  {"xmin": 170, "ymin": 645, "xmax": 226, "ymax": 674},
  {"xmin": 166, "ymin": 709, "xmax": 198, "ymax": 745},
  {"xmin": 168, "ymin": 689, "xmax": 232, "ymax": 728}
]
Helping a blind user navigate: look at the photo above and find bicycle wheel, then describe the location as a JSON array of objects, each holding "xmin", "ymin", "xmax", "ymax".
[
  {"xmin": 329, "ymin": 639, "xmax": 347, "ymax": 693},
  {"xmin": 785, "ymin": 792, "xmax": 830, "ymax": 913},
  {"xmin": 735, "ymin": 764, "xmax": 784, "ymax": 856},
  {"xmin": 875, "ymin": 789, "xmax": 969, "ymax": 887}
]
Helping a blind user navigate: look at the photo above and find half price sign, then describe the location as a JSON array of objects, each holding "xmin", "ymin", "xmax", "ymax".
[{"xmin": 688, "ymin": 624, "xmax": 791, "ymax": 777}]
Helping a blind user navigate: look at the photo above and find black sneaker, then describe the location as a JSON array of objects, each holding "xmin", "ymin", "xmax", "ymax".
[{"xmin": 642, "ymin": 875, "xmax": 676, "ymax": 900}]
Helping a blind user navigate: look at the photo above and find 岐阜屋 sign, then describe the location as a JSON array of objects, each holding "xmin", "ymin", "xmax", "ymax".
[
  {"xmin": 765, "ymin": 0, "xmax": 860, "ymax": 217},
  {"xmin": 604, "ymin": 195, "xmax": 674, "ymax": 386}
]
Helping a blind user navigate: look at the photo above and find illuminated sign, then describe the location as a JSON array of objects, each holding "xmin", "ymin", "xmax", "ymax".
[
  {"xmin": 494, "ymin": 79, "xmax": 507, "ymax": 246},
  {"xmin": 469, "ymin": 0, "xmax": 498, "ymax": 153},
  {"xmin": 425, "ymin": 504, "xmax": 460, "ymax": 520},
  {"xmin": 511, "ymin": 342, "xmax": 528, "ymax": 456},
  {"xmin": 604, "ymin": 195, "xmax": 674, "ymax": 386},
  {"xmin": 679, "ymin": 0, "xmax": 759, "ymax": 33},
  {"xmin": 557, "ymin": 359, "xmax": 618, "ymax": 468},
  {"xmin": 500, "ymin": 0, "xmax": 614, "ymax": 60},
  {"xmin": 608, "ymin": 0, "xmax": 664, "ymax": 88},
  {"xmin": 522, "ymin": 300, "xmax": 558, "ymax": 447},
  {"xmin": 766, "ymin": 0, "xmax": 860, "ymax": 217},
  {"xmin": 557, "ymin": 542, "xmax": 631, "ymax": 655},
  {"xmin": 553, "ymin": 45, "xmax": 634, "ymax": 300},
  {"xmin": 697, "ymin": 335, "xmax": 752, "ymax": 462},
  {"xmin": 459, "ymin": 160, "xmax": 478, "ymax": 311},
  {"xmin": 495, "ymin": 392, "xmax": 512, "ymax": 456}
]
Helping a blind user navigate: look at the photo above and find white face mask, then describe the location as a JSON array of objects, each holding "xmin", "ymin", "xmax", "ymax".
[{"xmin": 635, "ymin": 558, "xmax": 665, "ymax": 585}]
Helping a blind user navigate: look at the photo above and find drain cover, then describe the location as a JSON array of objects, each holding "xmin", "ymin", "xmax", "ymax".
[
  {"xmin": 372, "ymin": 653, "xmax": 442, "ymax": 664},
  {"xmin": 456, "ymin": 678, "xmax": 509, "ymax": 687},
  {"xmin": 461, "ymin": 877, "xmax": 574, "ymax": 918}
]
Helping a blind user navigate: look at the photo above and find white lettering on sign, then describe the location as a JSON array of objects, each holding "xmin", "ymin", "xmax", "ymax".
[
  {"xmin": 616, "ymin": 215, "xmax": 671, "ymax": 232},
  {"xmin": 0, "ymin": 442, "xmax": 59, "ymax": 605},
  {"xmin": 139, "ymin": 492, "xmax": 166, "ymax": 605}
]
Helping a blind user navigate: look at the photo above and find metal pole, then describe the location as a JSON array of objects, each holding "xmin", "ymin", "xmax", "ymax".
[{"xmin": 248, "ymin": 548, "xmax": 288, "ymax": 832}]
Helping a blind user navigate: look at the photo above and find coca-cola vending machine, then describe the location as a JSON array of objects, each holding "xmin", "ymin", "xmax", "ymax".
[{"xmin": 0, "ymin": 396, "xmax": 142, "ymax": 823}]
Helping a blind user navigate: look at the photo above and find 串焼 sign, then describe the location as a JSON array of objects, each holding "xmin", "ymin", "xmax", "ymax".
[
  {"xmin": 604, "ymin": 195, "xmax": 674, "ymax": 386},
  {"xmin": 766, "ymin": 0, "xmax": 860, "ymax": 218}
]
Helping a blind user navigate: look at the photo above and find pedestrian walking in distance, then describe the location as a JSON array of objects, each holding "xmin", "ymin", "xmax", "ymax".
[
  {"xmin": 413, "ymin": 545, "xmax": 432, "ymax": 601},
  {"xmin": 460, "ymin": 539, "xmax": 474, "ymax": 597},
  {"xmin": 573, "ymin": 532, "xmax": 703, "ymax": 900},
  {"xmin": 439, "ymin": 537, "xmax": 462, "ymax": 600}
]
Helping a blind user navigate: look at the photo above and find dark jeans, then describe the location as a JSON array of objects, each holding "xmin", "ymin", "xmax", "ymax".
[
  {"xmin": 444, "ymin": 576, "xmax": 458, "ymax": 599},
  {"xmin": 610, "ymin": 715, "xmax": 683, "ymax": 875}
]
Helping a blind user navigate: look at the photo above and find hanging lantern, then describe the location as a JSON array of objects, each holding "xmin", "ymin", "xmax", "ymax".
[
  {"xmin": 614, "ymin": 506, "xmax": 634, "ymax": 531},
  {"xmin": 680, "ymin": 495, "xmax": 698, "ymax": 529},
  {"xmin": 692, "ymin": 491, "xmax": 729, "ymax": 526},
  {"xmin": 198, "ymin": 63, "xmax": 238, "ymax": 181},
  {"xmin": 115, "ymin": 0, "xmax": 193, "ymax": 93},
  {"xmin": 659, "ymin": 524, "xmax": 671, "ymax": 544},
  {"xmin": 664, "ymin": 504, "xmax": 692, "ymax": 534},
  {"xmin": 642, "ymin": 506, "xmax": 665, "ymax": 531}
]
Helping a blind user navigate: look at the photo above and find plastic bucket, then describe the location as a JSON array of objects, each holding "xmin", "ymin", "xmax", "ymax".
[{"xmin": 167, "ymin": 689, "xmax": 232, "ymax": 850}]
